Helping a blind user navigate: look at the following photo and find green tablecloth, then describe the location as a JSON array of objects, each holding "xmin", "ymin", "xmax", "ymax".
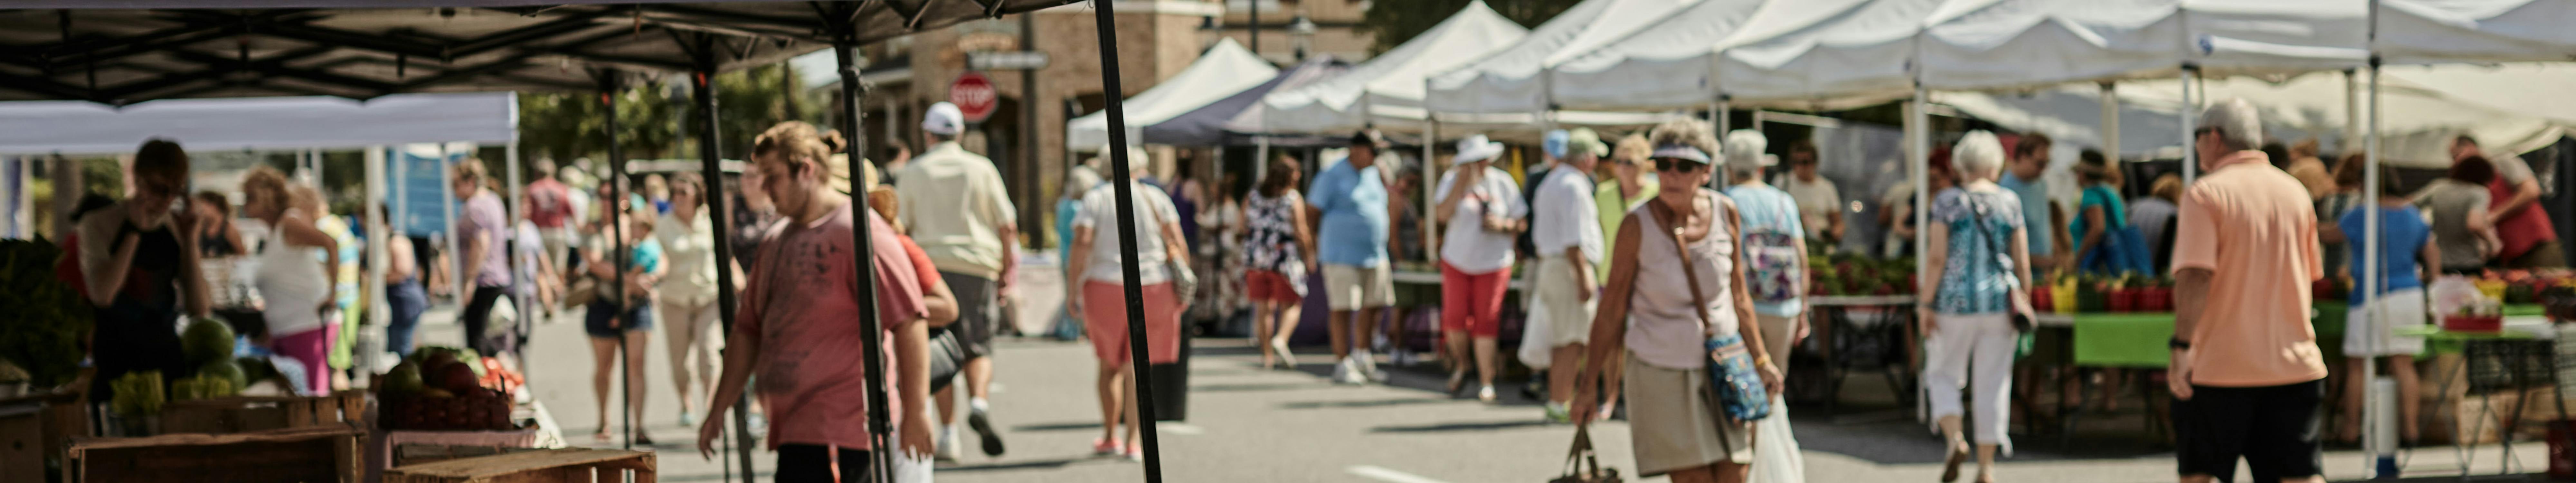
[{"xmin": 2063, "ymin": 303, "xmax": 2549, "ymax": 368}]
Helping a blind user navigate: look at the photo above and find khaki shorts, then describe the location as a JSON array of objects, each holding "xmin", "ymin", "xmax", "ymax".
[
  {"xmin": 1321, "ymin": 263, "xmax": 1396, "ymax": 311},
  {"xmin": 1533, "ymin": 256, "xmax": 1597, "ymax": 346}
]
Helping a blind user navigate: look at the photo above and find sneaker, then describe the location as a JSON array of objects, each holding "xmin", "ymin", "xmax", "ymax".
[
  {"xmin": 1331, "ymin": 358, "xmax": 1362, "ymax": 385},
  {"xmin": 1352, "ymin": 349, "xmax": 1384, "ymax": 383},
  {"xmin": 936, "ymin": 428, "xmax": 961, "ymax": 461},
  {"xmin": 677, "ymin": 411, "xmax": 696, "ymax": 427},
  {"xmin": 1478, "ymin": 385, "xmax": 1498, "ymax": 403},
  {"xmin": 1123, "ymin": 445, "xmax": 1144, "ymax": 462},
  {"xmin": 1542, "ymin": 403, "xmax": 1571, "ymax": 423},
  {"xmin": 1268, "ymin": 339, "xmax": 1297, "ymax": 369},
  {"xmin": 967, "ymin": 406, "xmax": 1007, "ymax": 457},
  {"xmin": 1091, "ymin": 438, "xmax": 1124, "ymax": 457}
]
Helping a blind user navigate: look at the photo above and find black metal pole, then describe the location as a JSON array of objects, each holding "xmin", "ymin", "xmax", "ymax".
[
  {"xmin": 598, "ymin": 68, "xmax": 634, "ymax": 452},
  {"xmin": 1090, "ymin": 2, "xmax": 1166, "ymax": 481},
  {"xmin": 831, "ymin": 17, "xmax": 898, "ymax": 483},
  {"xmin": 1020, "ymin": 12, "xmax": 1043, "ymax": 244},
  {"xmin": 684, "ymin": 33, "xmax": 760, "ymax": 481}
]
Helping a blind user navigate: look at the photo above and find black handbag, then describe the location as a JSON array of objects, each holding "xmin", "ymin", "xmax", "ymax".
[
  {"xmin": 925, "ymin": 328, "xmax": 969, "ymax": 393},
  {"xmin": 1548, "ymin": 425, "xmax": 1624, "ymax": 483}
]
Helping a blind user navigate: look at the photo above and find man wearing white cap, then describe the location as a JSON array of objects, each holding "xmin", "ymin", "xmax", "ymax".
[
  {"xmin": 893, "ymin": 101, "xmax": 1017, "ymax": 460},
  {"xmin": 1532, "ymin": 128, "xmax": 1606, "ymax": 421},
  {"xmin": 1433, "ymin": 134, "xmax": 1526, "ymax": 402}
]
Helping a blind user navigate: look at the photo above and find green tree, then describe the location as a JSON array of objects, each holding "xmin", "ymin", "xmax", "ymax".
[
  {"xmin": 1360, "ymin": 0, "xmax": 1585, "ymax": 55},
  {"xmin": 515, "ymin": 80, "xmax": 680, "ymax": 174}
]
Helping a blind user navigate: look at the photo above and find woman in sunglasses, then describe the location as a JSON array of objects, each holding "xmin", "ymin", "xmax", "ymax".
[
  {"xmin": 78, "ymin": 138, "xmax": 213, "ymax": 399},
  {"xmin": 1571, "ymin": 118, "xmax": 1783, "ymax": 483}
]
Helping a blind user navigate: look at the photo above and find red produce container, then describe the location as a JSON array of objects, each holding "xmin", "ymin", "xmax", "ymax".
[
  {"xmin": 2109, "ymin": 289, "xmax": 2136, "ymax": 312},
  {"xmin": 2551, "ymin": 420, "xmax": 2576, "ymax": 480},
  {"xmin": 2443, "ymin": 315, "xmax": 2504, "ymax": 333},
  {"xmin": 2031, "ymin": 286, "xmax": 2053, "ymax": 312}
]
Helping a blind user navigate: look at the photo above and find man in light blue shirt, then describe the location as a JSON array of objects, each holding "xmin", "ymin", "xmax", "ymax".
[
  {"xmin": 2001, "ymin": 133, "xmax": 2059, "ymax": 271},
  {"xmin": 1308, "ymin": 129, "xmax": 1395, "ymax": 384}
]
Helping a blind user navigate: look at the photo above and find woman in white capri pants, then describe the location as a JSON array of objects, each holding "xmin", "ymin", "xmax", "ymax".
[{"xmin": 1918, "ymin": 131, "xmax": 2035, "ymax": 483}]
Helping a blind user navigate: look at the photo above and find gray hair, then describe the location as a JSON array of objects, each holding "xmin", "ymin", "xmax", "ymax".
[
  {"xmin": 1953, "ymin": 130, "xmax": 2007, "ymax": 180},
  {"xmin": 2198, "ymin": 98, "xmax": 2263, "ymax": 152}
]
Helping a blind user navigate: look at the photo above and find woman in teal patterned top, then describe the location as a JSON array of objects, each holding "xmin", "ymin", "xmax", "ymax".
[{"xmin": 1919, "ymin": 131, "xmax": 2035, "ymax": 483}]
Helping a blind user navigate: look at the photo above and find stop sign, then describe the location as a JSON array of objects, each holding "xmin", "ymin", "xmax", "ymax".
[{"xmin": 949, "ymin": 72, "xmax": 998, "ymax": 123}]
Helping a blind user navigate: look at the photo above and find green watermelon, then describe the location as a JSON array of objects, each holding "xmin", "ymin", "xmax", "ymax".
[
  {"xmin": 198, "ymin": 360, "xmax": 247, "ymax": 389},
  {"xmin": 180, "ymin": 318, "xmax": 236, "ymax": 365},
  {"xmin": 235, "ymin": 357, "xmax": 278, "ymax": 385}
]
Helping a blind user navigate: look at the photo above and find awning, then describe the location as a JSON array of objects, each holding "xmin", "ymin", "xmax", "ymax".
[
  {"xmin": 0, "ymin": 1, "xmax": 1083, "ymax": 103},
  {"xmin": 1145, "ymin": 54, "xmax": 1350, "ymax": 147},
  {"xmin": 1423, "ymin": 0, "xmax": 1695, "ymax": 115},
  {"xmin": 1245, "ymin": 0, "xmax": 1527, "ymax": 134},
  {"xmin": 1066, "ymin": 38, "xmax": 1278, "ymax": 152},
  {"xmin": 0, "ymin": 92, "xmax": 515, "ymax": 155}
]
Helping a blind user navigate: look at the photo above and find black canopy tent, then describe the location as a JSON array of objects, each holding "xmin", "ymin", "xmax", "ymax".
[{"xmin": 1, "ymin": 2, "xmax": 1187, "ymax": 483}]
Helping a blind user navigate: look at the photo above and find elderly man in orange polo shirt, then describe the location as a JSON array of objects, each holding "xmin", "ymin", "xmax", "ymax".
[{"xmin": 2168, "ymin": 98, "xmax": 2330, "ymax": 483}]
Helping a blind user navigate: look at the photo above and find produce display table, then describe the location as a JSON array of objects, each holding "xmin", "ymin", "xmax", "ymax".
[
  {"xmin": 2032, "ymin": 303, "xmax": 2552, "ymax": 368},
  {"xmin": 1804, "ymin": 295, "xmax": 1917, "ymax": 416},
  {"xmin": 2392, "ymin": 325, "xmax": 2560, "ymax": 478}
]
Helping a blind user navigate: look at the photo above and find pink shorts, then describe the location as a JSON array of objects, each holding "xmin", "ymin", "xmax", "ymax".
[
  {"xmin": 273, "ymin": 323, "xmax": 337, "ymax": 394},
  {"xmin": 1082, "ymin": 281, "xmax": 1184, "ymax": 366},
  {"xmin": 1244, "ymin": 270, "xmax": 1302, "ymax": 304},
  {"xmin": 1441, "ymin": 262, "xmax": 1510, "ymax": 338}
]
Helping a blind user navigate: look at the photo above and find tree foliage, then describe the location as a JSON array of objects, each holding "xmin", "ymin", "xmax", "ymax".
[
  {"xmin": 517, "ymin": 63, "xmax": 827, "ymax": 175},
  {"xmin": 1360, "ymin": 0, "xmax": 1585, "ymax": 55}
]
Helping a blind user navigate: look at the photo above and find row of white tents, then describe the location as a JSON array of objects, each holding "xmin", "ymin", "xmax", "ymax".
[{"xmin": 1068, "ymin": 0, "xmax": 2576, "ymax": 474}]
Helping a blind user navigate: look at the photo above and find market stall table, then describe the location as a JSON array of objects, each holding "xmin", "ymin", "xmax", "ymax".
[
  {"xmin": 1804, "ymin": 295, "xmax": 1918, "ymax": 416},
  {"xmin": 2392, "ymin": 324, "xmax": 2563, "ymax": 479}
]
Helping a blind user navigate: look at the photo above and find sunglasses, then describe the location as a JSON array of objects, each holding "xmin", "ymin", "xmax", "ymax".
[{"xmin": 1652, "ymin": 158, "xmax": 1705, "ymax": 173}]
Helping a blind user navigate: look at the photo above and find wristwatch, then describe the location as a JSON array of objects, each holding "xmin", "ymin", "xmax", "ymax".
[{"xmin": 2169, "ymin": 338, "xmax": 2192, "ymax": 350}]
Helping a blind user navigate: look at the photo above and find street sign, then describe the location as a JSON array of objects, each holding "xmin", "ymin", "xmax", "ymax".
[
  {"xmin": 950, "ymin": 72, "xmax": 998, "ymax": 123},
  {"xmin": 968, "ymin": 51, "xmax": 1050, "ymax": 71}
]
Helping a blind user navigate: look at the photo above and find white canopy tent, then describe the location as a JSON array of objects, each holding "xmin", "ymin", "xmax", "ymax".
[
  {"xmin": 1423, "ymin": 0, "xmax": 1695, "ymax": 115},
  {"xmin": 1545, "ymin": 0, "xmax": 1795, "ymax": 111},
  {"xmin": 2375, "ymin": 0, "xmax": 2576, "ymax": 65},
  {"xmin": 1065, "ymin": 38, "xmax": 1278, "ymax": 153},
  {"xmin": 0, "ymin": 92, "xmax": 516, "ymax": 155},
  {"xmin": 1245, "ymin": 0, "xmax": 1527, "ymax": 135},
  {"xmin": 1938, "ymin": 71, "xmax": 2568, "ymax": 167}
]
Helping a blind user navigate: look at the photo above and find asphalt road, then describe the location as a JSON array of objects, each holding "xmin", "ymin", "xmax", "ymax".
[{"xmin": 397, "ymin": 303, "xmax": 2552, "ymax": 483}]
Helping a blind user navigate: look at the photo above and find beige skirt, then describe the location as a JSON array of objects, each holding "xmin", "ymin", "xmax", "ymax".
[{"xmin": 1624, "ymin": 354, "xmax": 1753, "ymax": 476}]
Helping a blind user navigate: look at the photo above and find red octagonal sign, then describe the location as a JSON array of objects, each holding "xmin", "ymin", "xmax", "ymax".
[{"xmin": 949, "ymin": 72, "xmax": 998, "ymax": 123}]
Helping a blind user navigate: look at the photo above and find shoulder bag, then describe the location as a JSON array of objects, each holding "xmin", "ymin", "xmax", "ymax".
[
  {"xmin": 1660, "ymin": 192, "xmax": 1771, "ymax": 422},
  {"xmin": 1971, "ymin": 196, "xmax": 2038, "ymax": 332}
]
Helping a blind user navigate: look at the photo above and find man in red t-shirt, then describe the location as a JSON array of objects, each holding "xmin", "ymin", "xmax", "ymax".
[
  {"xmin": 697, "ymin": 122, "xmax": 932, "ymax": 482},
  {"xmin": 524, "ymin": 159, "xmax": 577, "ymax": 276},
  {"xmin": 2452, "ymin": 135, "xmax": 2563, "ymax": 268}
]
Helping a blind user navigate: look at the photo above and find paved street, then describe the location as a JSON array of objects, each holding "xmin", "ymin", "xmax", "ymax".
[{"xmin": 399, "ymin": 304, "xmax": 2554, "ymax": 483}]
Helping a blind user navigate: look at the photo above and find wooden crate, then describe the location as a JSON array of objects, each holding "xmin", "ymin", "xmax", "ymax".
[
  {"xmin": 385, "ymin": 448, "xmax": 654, "ymax": 483},
  {"xmin": 67, "ymin": 424, "xmax": 363, "ymax": 482},
  {"xmin": 161, "ymin": 393, "xmax": 368, "ymax": 434},
  {"xmin": 0, "ymin": 391, "xmax": 90, "ymax": 483}
]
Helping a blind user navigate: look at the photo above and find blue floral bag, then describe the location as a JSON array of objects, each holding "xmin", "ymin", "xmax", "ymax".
[{"xmin": 1704, "ymin": 334, "xmax": 1772, "ymax": 421}]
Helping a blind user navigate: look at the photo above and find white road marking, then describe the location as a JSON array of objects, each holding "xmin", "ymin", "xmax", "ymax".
[
  {"xmin": 1158, "ymin": 423, "xmax": 1204, "ymax": 435},
  {"xmin": 1347, "ymin": 465, "xmax": 1454, "ymax": 483}
]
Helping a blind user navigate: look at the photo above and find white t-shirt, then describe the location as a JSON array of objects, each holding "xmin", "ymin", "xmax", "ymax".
[
  {"xmin": 1073, "ymin": 180, "xmax": 1182, "ymax": 284},
  {"xmin": 1532, "ymin": 166, "xmax": 1602, "ymax": 264},
  {"xmin": 1434, "ymin": 166, "xmax": 1528, "ymax": 274},
  {"xmin": 1782, "ymin": 175, "xmax": 1842, "ymax": 240}
]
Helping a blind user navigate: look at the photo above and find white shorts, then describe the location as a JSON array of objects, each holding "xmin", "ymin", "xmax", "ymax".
[
  {"xmin": 2344, "ymin": 289, "xmax": 2429, "ymax": 357},
  {"xmin": 1534, "ymin": 256, "xmax": 1598, "ymax": 346},
  {"xmin": 1321, "ymin": 263, "xmax": 1396, "ymax": 311}
]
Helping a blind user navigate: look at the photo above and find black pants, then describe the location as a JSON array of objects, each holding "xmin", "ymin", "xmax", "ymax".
[
  {"xmin": 459, "ymin": 285, "xmax": 513, "ymax": 355},
  {"xmin": 2174, "ymin": 379, "xmax": 2325, "ymax": 483},
  {"xmin": 774, "ymin": 445, "xmax": 873, "ymax": 483}
]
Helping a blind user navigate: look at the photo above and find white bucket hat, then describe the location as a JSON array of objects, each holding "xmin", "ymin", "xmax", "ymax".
[{"xmin": 1453, "ymin": 134, "xmax": 1505, "ymax": 165}]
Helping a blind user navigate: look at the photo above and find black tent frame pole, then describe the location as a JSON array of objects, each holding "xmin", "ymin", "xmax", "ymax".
[
  {"xmin": 829, "ymin": 11, "xmax": 899, "ymax": 483},
  {"xmin": 1090, "ymin": 1, "xmax": 1167, "ymax": 481},
  {"xmin": 683, "ymin": 33, "xmax": 760, "ymax": 482},
  {"xmin": 597, "ymin": 68, "xmax": 634, "ymax": 452}
]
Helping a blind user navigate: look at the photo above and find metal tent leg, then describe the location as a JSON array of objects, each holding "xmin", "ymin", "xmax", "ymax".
[{"xmin": 684, "ymin": 32, "xmax": 760, "ymax": 482}]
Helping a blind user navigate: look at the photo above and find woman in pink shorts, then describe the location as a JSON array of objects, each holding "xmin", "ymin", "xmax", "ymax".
[{"xmin": 1065, "ymin": 151, "xmax": 1194, "ymax": 462}]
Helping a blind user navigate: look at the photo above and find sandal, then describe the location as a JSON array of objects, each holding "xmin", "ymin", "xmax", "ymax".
[
  {"xmin": 1940, "ymin": 442, "xmax": 1969, "ymax": 482},
  {"xmin": 1446, "ymin": 370, "xmax": 1468, "ymax": 396}
]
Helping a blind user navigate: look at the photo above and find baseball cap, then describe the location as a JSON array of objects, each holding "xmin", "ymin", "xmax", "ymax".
[
  {"xmin": 1566, "ymin": 128, "xmax": 1609, "ymax": 158},
  {"xmin": 1543, "ymin": 129, "xmax": 1570, "ymax": 159},
  {"xmin": 923, "ymin": 102, "xmax": 964, "ymax": 136}
]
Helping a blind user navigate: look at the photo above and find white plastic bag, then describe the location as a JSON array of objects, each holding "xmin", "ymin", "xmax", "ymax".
[
  {"xmin": 1749, "ymin": 394, "xmax": 1806, "ymax": 483},
  {"xmin": 2428, "ymin": 276, "xmax": 2491, "ymax": 317},
  {"xmin": 891, "ymin": 448, "xmax": 935, "ymax": 483},
  {"xmin": 1518, "ymin": 291, "xmax": 1553, "ymax": 370}
]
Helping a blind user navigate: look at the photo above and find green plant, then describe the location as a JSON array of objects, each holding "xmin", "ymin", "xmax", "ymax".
[{"xmin": 0, "ymin": 239, "xmax": 93, "ymax": 390}]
